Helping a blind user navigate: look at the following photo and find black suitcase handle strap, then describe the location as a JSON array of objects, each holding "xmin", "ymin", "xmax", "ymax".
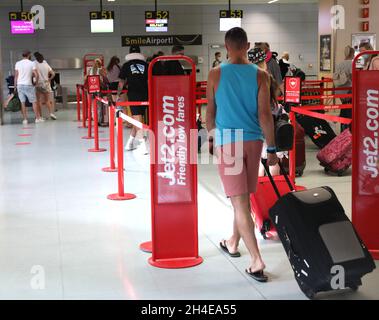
[{"xmin": 261, "ymin": 159, "xmax": 295, "ymax": 200}]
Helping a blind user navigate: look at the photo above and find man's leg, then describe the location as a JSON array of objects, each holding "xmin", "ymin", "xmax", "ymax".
[
  {"xmin": 224, "ymin": 216, "xmax": 241, "ymax": 254},
  {"xmin": 32, "ymin": 102, "xmax": 41, "ymax": 120},
  {"xmin": 20, "ymin": 102, "xmax": 28, "ymax": 121},
  {"xmin": 230, "ymin": 194, "xmax": 266, "ymax": 273}
]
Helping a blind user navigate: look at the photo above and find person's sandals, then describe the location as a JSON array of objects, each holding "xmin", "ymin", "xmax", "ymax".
[
  {"xmin": 220, "ymin": 240, "xmax": 241, "ymax": 258},
  {"xmin": 245, "ymin": 268, "xmax": 269, "ymax": 283}
]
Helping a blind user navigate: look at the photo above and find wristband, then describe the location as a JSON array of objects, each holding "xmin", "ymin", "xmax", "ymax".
[{"xmin": 266, "ymin": 146, "xmax": 277, "ymax": 154}]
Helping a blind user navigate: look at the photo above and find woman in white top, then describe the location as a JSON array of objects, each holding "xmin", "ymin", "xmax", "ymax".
[{"xmin": 34, "ymin": 52, "xmax": 57, "ymax": 120}]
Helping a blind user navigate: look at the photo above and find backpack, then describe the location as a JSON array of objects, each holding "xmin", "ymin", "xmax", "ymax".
[
  {"xmin": 273, "ymin": 106, "xmax": 294, "ymax": 152},
  {"xmin": 5, "ymin": 93, "xmax": 21, "ymax": 112},
  {"xmin": 333, "ymin": 69, "xmax": 348, "ymax": 87}
]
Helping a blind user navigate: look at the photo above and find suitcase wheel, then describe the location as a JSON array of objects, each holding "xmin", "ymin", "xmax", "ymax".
[
  {"xmin": 304, "ymin": 289, "xmax": 315, "ymax": 300},
  {"xmin": 298, "ymin": 280, "xmax": 316, "ymax": 300},
  {"xmin": 296, "ymin": 170, "xmax": 304, "ymax": 177},
  {"xmin": 324, "ymin": 167, "xmax": 330, "ymax": 174}
]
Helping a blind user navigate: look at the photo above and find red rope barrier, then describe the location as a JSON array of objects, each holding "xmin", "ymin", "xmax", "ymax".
[
  {"xmin": 302, "ymin": 87, "xmax": 352, "ymax": 92},
  {"xmin": 116, "ymin": 101, "xmax": 149, "ymax": 107},
  {"xmin": 291, "ymin": 106, "xmax": 352, "ymax": 125}
]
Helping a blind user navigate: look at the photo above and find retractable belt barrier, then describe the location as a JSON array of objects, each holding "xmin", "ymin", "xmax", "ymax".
[{"xmin": 352, "ymin": 51, "xmax": 379, "ymax": 260}]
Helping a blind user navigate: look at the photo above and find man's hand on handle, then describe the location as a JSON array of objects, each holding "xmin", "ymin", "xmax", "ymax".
[{"xmin": 267, "ymin": 153, "xmax": 279, "ymax": 166}]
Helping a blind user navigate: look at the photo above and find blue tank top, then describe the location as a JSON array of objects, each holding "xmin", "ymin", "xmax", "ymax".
[{"xmin": 215, "ymin": 63, "xmax": 263, "ymax": 146}]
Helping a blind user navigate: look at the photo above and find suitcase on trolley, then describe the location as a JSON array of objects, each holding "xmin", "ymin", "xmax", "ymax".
[
  {"xmin": 317, "ymin": 129, "xmax": 352, "ymax": 176},
  {"xmin": 296, "ymin": 114, "xmax": 336, "ymax": 149},
  {"xmin": 266, "ymin": 162, "xmax": 376, "ymax": 299},
  {"xmin": 250, "ymin": 162, "xmax": 306, "ymax": 240},
  {"xmin": 282, "ymin": 122, "xmax": 306, "ymax": 177}
]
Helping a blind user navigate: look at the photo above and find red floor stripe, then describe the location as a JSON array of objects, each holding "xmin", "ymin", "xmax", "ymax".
[
  {"xmin": 18, "ymin": 134, "xmax": 32, "ymax": 137},
  {"xmin": 16, "ymin": 142, "xmax": 31, "ymax": 146}
]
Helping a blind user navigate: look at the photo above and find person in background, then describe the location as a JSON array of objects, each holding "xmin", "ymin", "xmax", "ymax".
[
  {"xmin": 15, "ymin": 50, "xmax": 41, "ymax": 125},
  {"xmin": 279, "ymin": 52, "xmax": 290, "ymax": 79},
  {"xmin": 106, "ymin": 56, "xmax": 121, "ymax": 101},
  {"xmin": 212, "ymin": 52, "xmax": 222, "ymax": 68},
  {"xmin": 249, "ymin": 49, "xmax": 283, "ymax": 177},
  {"xmin": 165, "ymin": 45, "xmax": 186, "ymax": 75},
  {"xmin": 248, "ymin": 47, "xmax": 267, "ymax": 71},
  {"xmin": 87, "ymin": 58, "xmax": 109, "ymax": 126},
  {"xmin": 206, "ymin": 27, "xmax": 278, "ymax": 283},
  {"xmin": 359, "ymin": 42, "xmax": 379, "ymax": 70},
  {"xmin": 117, "ymin": 45, "xmax": 149, "ymax": 154},
  {"xmin": 334, "ymin": 45, "xmax": 355, "ymax": 131},
  {"xmin": 151, "ymin": 51, "xmax": 166, "ymax": 75},
  {"xmin": 255, "ymin": 42, "xmax": 283, "ymax": 92},
  {"xmin": 34, "ymin": 52, "xmax": 57, "ymax": 121}
]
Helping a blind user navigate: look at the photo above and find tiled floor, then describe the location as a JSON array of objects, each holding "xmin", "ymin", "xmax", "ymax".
[{"xmin": 0, "ymin": 108, "xmax": 378, "ymax": 300}]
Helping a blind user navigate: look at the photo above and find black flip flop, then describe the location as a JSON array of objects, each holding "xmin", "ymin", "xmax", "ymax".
[
  {"xmin": 245, "ymin": 269, "xmax": 269, "ymax": 283},
  {"xmin": 220, "ymin": 241, "xmax": 241, "ymax": 258}
]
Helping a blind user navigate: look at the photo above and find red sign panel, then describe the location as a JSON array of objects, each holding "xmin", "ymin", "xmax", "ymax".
[
  {"xmin": 87, "ymin": 75, "xmax": 100, "ymax": 93},
  {"xmin": 285, "ymin": 77, "xmax": 302, "ymax": 104},
  {"xmin": 353, "ymin": 70, "xmax": 379, "ymax": 259},
  {"xmin": 154, "ymin": 79, "xmax": 194, "ymax": 204}
]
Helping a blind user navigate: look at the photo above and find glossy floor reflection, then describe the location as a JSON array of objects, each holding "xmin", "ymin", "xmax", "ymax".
[{"xmin": 0, "ymin": 109, "xmax": 377, "ymax": 300}]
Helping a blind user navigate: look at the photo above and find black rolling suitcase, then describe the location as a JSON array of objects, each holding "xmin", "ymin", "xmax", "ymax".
[
  {"xmin": 262, "ymin": 161, "xmax": 376, "ymax": 299},
  {"xmin": 296, "ymin": 114, "xmax": 336, "ymax": 149}
]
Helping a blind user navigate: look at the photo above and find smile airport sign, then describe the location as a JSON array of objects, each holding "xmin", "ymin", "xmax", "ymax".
[{"xmin": 122, "ymin": 34, "xmax": 202, "ymax": 47}]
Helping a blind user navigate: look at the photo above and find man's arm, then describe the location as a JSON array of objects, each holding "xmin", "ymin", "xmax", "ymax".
[
  {"xmin": 14, "ymin": 69, "xmax": 19, "ymax": 88},
  {"xmin": 206, "ymin": 68, "xmax": 217, "ymax": 134},
  {"xmin": 116, "ymin": 79, "xmax": 125, "ymax": 101},
  {"xmin": 32, "ymin": 69, "xmax": 39, "ymax": 85},
  {"xmin": 258, "ymin": 69, "xmax": 278, "ymax": 166}
]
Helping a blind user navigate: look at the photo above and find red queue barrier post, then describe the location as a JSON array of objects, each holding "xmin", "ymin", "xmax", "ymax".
[
  {"xmin": 79, "ymin": 87, "xmax": 87, "ymax": 128},
  {"xmin": 107, "ymin": 110, "xmax": 137, "ymax": 201},
  {"xmin": 352, "ymin": 51, "xmax": 379, "ymax": 260},
  {"xmin": 75, "ymin": 85, "xmax": 81, "ymax": 122},
  {"xmin": 82, "ymin": 93, "xmax": 93, "ymax": 140},
  {"xmin": 102, "ymin": 103, "xmax": 118, "ymax": 172},
  {"xmin": 142, "ymin": 56, "xmax": 203, "ymax": 269},
  {"xmin": 289, "ymin": 110, "xmax": 297, "ymax": 182},
  {"xmin": 89, "ymin": 96, "xmax": 107, "ymax": 153}
]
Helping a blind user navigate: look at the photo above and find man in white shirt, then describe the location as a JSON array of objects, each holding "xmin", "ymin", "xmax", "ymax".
[{"xmin": 15, "ymin": 50, "xmax": 42, "ymax": 125}]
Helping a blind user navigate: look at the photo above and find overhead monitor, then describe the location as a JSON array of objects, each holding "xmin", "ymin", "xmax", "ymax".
[
  {"xmin": 219, "ymin": 18, "xmax": 242, "ymax": 32},
  {"xmin": 90, "ymin": 19, "xmax": 114, "ymax": 33},
  {"xmin": 89, "ymin": 11, "xmax": 114, "ymax": 33},
  {"xmin": 145, "ymin": 11, "xmax": 169, "ymax": 33},
  {"xmin": 11, "ymin": 20, "xmax": 35, "ymax": 34}
]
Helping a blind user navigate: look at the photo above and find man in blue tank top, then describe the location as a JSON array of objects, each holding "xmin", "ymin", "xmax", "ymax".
[{"xmin": 206, "ymin": 27, "xmax": 278, "ymax": 283}]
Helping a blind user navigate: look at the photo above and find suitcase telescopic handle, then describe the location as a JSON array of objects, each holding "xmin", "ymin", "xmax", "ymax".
[{"xmin": 261, "ymin": 159, "xmax": 296, "ymax": 200}]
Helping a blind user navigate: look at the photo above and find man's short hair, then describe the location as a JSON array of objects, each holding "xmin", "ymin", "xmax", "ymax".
[
  {"xmin": 22, "ymin": 50, "xmax": 31, "ymax": 58},
  {"xmin": 225, "ymin": 27, "xmax": 248, "ymax": 50},
  {"xmin": 172, "ymin": 45, "xmax": 184, "ymax": 54},
  {"xmin": 215, "ymin": 52, "xmax": 221, "ymax": 57},
  {"xmin": 130, "ymin": 45, "xmax": 141, "ymax": 54}
]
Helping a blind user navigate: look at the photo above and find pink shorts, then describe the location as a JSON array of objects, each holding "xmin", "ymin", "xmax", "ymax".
[{"xmin": 216, "ymin": 140, "xmax": 263, "ymax": 197}]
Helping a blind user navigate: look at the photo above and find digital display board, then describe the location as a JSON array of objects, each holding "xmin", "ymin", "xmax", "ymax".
[
  {"xmin": 146, "ymin": 19, "xmax": 168, "ymax": 32},
  {"xmin": 145, "ymin": 11, "xmax": 169, "ymax": 32}
]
